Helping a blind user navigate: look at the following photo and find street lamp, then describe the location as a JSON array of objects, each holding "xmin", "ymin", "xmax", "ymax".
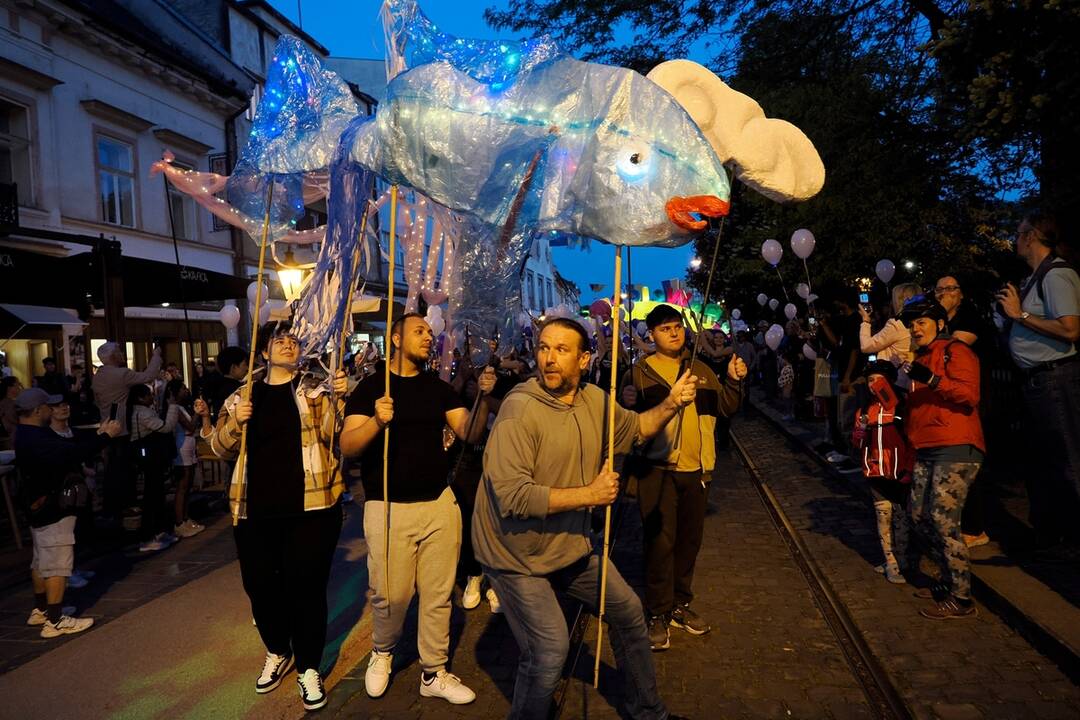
[
  {"xmin": 903, "ymin": 260, "xmax": 915, "ymax": 271},
  {"xmin": 689, "ymin": 257, "xmax": 703, "ymax": 270},
  {"xmin": 278, "ymin": 247, "xmax": 306, "ymax": 302}
]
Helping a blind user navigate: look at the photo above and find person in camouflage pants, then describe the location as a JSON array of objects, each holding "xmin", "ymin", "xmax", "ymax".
[
  {"xmin": 909, "ymin": 460, "xmax": 980, "ymax": 600},
  {"xmin": 900, "ymin": 296, "xmax": 984, "ymax": 620}
]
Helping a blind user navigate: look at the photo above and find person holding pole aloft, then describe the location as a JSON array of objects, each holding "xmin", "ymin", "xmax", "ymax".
[
  {"xmin": 340, "ymin": 313, "xmax": 494, "ymax": 706},
  {"xmin": 203, "ymin": 321, "xmax": 349, "ymax": 712},
  {"xmin": 472, "ymin": 317, "xmax": 697, "ymax": 720}
]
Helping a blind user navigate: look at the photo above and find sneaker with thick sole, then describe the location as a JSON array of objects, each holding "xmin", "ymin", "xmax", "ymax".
[
  {"xmin": 296, "ymin": 668, "xmax": 327, "ymax": 711},
  {"xmin": 670, "ymin": 604, "xmax": 711, "ymax": 635},
  {"xmin": 486, "ymin": 587, "xmax": 501, "ymax": 614},
  {"xmin": 139, "ymin": 538, "xmax": 167, "ymax": 552},
  {"xmin": 40, "ymin": 614, "xmax": 94, "ymax": 638},
  {"xmin": 877, "ymin": 562, "xmax": 906, "ymax": 585},
  {"xmin": 174, "ymin": 520, "xmax": 205, "ymax": 539},
  {"xmin": 419, "ymin": 670, "xmax": 476, "ymax": 704},
  {"xmin": 963, "ymin": 532, "xmax": 990, "ymax": 548},
  {"xmin": 920, "ymin": 596, "xmax": 977, "ymax": 620},
  {"xmin": 365, "ymin": 650, "xmax": 393, "ymax": 698},
  {"xmin": 462, "ymin": 576, "xmax": 482, "ymax": 610},
  {"xmin": 647, "ymin": 614, "xmax": 670, "ymax": 651},
  {"xmin": 255, "ymin": 652, "xmax": 294, "ymax": 694},
  {"xmin": 913, "ymin": 583, "xmax": 949, "ymax": 601},
  {"xmin": 27, "ymin": 606, "xmax": 74, "ymax": 626}
]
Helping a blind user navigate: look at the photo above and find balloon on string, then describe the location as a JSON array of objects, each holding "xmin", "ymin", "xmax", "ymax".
[
  {"xmin": 757, "ymin": 293, "xmax": 768, "ymax": 306},
  {"xmin": 876, "ymin": 259, "xmax": 896, "ymax": 284},
  {"xmin": 765, "ymin": 323, "xmax": 784, "ymax": 351},
  {"xmin": 689, "ymin": 300, "xmax": 702, "ymax": 314},
  {"xmin": 803, "ymin": 344, "xmax": 818, "ymax": 360},
  {"xmin": 761, "ymin": 239, "xmax": 783, "ymax": 266},
  {"xmin": 732, "ymin": 309, "xmax": 742, "ymax": 320},
  {"xmin": 790, "ymin": 228, "xmax": 816, "ymax": 259},
  {"xmin": 784, "ymin": 302, "xmax": 798, "ymax": 320},
  {"xmin": 796, "ymin": 282, "xmax": 810, "ymax": 300},
  {"xmin": 806, "ymin": 293, "xmax": 819, "ymax": 304},
  {"xmin": 768, "ymin": 298, "xmax": 779, "ymax": 311},
  {"xmin": 247, "ymin": 281, "xmax": 268, "ymax": 306},
  {"xmin": 634, "ymin": 320, "xmax": 648, "ymax": 337},
  {"xmin": 258, "ymin": 303, "xmax": 272, "ymax": 325},
  {"xmin": 219, "ymin": 305, "xmax": 241, "ymax": 329}
]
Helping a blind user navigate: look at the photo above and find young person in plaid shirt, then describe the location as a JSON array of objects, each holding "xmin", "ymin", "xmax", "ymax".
[{"xmin": 198, "ymin": 321, "xmax": 348, "ymax": 711}]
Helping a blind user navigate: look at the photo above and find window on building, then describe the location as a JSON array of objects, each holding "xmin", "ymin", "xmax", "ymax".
[
  {"xmin": 0, "ymin": 98, "xmax": 33, "ymax": 204},
  {"xmin": 166, "ymin": 160, "xmax": 197, "ymax": 240},
  {"xmin": 546, "ymin": 279, "xmax": 554, "ymax": 308},
  {"xmin": 526, "ymin": 270, "xmax": 536, "ymax": 309},
  {"xmin": 96, "ymin": 135, "xmax": 136, "ymax": 227}
]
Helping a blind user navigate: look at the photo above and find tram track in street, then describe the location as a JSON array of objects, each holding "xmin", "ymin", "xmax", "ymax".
[{"xmin": 730, "ymin": 422, "xmax": 914, "ymax": 720}]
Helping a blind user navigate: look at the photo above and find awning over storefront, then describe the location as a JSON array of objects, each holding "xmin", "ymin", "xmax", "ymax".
[
  {"xmin": 0, "ymin": 304, "xmax": 86, "ymax": 326},
  {"xmin": 117, "ymin": 256, "xmax": 250, "ymax": 306}
]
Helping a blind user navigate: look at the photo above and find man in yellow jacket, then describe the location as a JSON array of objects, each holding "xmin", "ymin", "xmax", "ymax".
[{"xmin": 621, "ymin": 304, "xmax": 746, "ymax": 651}]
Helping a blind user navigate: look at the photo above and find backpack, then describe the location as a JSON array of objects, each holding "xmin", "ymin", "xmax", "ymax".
[{"xmin": 852, "ymin": 404, "xmax": 914, "ymax": 483}]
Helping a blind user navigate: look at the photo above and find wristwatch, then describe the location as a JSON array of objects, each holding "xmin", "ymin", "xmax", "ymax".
[{"xmin": 1020, "ymin": 311, "xmax": 1031, "ymax": 321}]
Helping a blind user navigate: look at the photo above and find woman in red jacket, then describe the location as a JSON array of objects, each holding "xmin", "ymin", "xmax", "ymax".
[{"xmin": 900, "ymin": 296, "xmax": 984, "ymax": 620}]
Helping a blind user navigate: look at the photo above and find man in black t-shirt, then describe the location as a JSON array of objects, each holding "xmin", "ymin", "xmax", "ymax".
[
  {"xmin": 341, "ymin": 313, "xmax": 494, "ymax": 706},
  {"xmin": 935, "ymin": 276, "xmax": 981, "ymax": 348}
]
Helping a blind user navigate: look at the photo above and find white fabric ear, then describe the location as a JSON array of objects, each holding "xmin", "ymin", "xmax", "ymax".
[{"xmin": 647, "ymin": 59, "xmax": 825, "ymax": 203}]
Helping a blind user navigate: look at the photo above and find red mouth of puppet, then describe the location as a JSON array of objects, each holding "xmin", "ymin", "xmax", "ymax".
[{"xmin": 665, "ymin": 195, "xmax": 731, "ymax": 232}]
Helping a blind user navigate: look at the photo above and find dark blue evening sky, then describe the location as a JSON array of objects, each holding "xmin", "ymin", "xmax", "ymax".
[{"xmin": 268, "ymin": 0, "xmax": 698, "ymax": 301}]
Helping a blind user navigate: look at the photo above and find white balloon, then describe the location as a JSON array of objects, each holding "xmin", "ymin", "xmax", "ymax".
[
  {"xmin": 790, "ymin": 228, "xmax": 816, "ymax": 259},
  {"xmin": 757, "ymin": 293, "xmax": 768, "ymax": 306},
  {"xmin": 796, "ymin": 282, "xmax": 810, "ymax": 300},
  {"xmin": 768, "ymin": 298, "xmax": 780, "ymax": 311},
  {"xmin": 784, "ymin": 303, "xmax": 798, "ymax": 320},
  {"xmin": 219, "ymin": 305, "xmax": 241, "ymax": 329},
  {"xmin": 875, "ymin": 259, "xmax": 896, "ymax": 284},
  {"xmin": 430, "ymin": 316, "xmax": 446, "ymax": 335},
  {"xmin": 258, "ymin": 303, "xmax": 272, "ymax": 325},
  {"xmin": 765, "ymin": 323, "xmax": 784, "ymax": 351},
  {"xmin": 803, "ymin": 344, "xmax": 818, "ymax": 360},
  {"xmin": 806, "ymin": 293, "xmax": 819, "ymax": 304},
  {"xmin": 761, "ymin": 239, "xmax": 783, "ymax": 266},
  {"xmin": 247, "ymin": 281, "xmax": 268, "ymax": 306},
  {"xmin": 732, "ymin": 309, "xmax": 742, "ymax": 320}
]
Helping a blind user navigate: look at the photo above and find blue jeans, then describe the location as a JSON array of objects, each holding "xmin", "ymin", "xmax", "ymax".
[
  {"xmin": 1022, "ymin": 359, "xmax": 1080, "ymax": 541},
  {"xmin": 484, "ymin": 554, "xmax": 668, "ymax": 720}
]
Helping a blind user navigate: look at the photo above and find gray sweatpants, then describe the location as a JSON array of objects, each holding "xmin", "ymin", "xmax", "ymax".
[{"xmin": 364, "ymin": 486, "xmax": 462, "ymax": 673}]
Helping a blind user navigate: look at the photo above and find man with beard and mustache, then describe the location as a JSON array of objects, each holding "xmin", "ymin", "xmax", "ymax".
[
  {"xmin": 472, "ymin": 317, "xmax": 697, "ymax": 720},
  {"xmin": 341, "ymin": 313, "xmax": 495, "ymax": 706}
]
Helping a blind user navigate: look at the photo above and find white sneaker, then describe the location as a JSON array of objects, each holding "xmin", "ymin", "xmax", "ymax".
[
  {"xmin": 157, "ymin": 532, "xmax": 179, "ymax": 545},
  {"xmin": 486, "ymin": 587, "xmax": 502, "ymax": 614},
  {"xmin": 365, "ymin": 649, "xmax": 393, "ymax": 698},
  {"xmin": 420, "ymin": 670, "xmax": 476, "ymax": 704},
  {"xmin": 139, "ymin": 538, "xmax": 167, "ymax": 552},
  {"xmin": 27, "ymin": 606, "xmax": 74, "ymax": 626},
  {"xmin": 40, "ymin": 614, "xmax": 94, "ymax": 638},
  {"xmin": 462, "ymin": 576, "xmax": 482, "ymax": 610},
  {"xmin": 296, "ymin": 668, "xmax": 327, "ymax": 711},
  {"xmin": 255, "ymin": 651, "xmax": 294, "ymax": 694}
]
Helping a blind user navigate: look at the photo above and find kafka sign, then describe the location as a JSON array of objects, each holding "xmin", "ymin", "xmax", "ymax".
[{"xmin": 180, "ymin": 267, "xmax": 209, "ymax": 284}]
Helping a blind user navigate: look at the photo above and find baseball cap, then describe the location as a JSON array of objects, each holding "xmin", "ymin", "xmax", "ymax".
[
  {"xmin": 15, "ymin": 388, "xmax": 63, "ymax": 412},
  {"xmin": 899, "ymin": 294, "xmax": 947, "ymax": 324}
]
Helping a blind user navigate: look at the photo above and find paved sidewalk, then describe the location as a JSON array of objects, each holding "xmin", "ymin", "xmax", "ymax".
[{"xmin": 0, "ymin": 492, "xmax": 373, "ymax": 720}]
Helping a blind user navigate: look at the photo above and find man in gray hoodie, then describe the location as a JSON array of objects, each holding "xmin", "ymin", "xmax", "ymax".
[{"xmin": 473, "ymin": 318, "xmax": 697, "ymax": 720}]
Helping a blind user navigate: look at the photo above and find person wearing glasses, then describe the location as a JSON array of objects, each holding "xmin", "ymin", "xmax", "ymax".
[
  {"xmin": 934, "ymin": 276, "xmax": 989, "ymax": 548},
  {"xmin": 204, "ymin": 321, "xmax": 349, "ymax": 712},
  {"xmin": 996, "ymin": 211, "xmax": 1080, "ymax": 556},
  {"xmin": 933, "ymin": 277, "xmax": 979, "ymax": 347}
]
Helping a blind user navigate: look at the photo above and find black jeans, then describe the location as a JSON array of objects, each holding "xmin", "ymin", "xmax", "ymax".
[
  {"xmin": 134, "ymin": 453, "xmax": 168, "ymax": 541},
  {"xmin": 635, "ymin": 465, "xmax": 707, "ymax": 617},
  {"xmin": 450, "ymin": 445, "xmax": 483, "ymax": 579},
  {"xmin": 234, "ymin": 505, "xmax": 343, "ymax": 672},
  {"xmin": 104, "ymin": 436, "xmax": 135, "ymax": 516}
]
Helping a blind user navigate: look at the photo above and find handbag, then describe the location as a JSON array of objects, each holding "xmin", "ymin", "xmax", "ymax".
[
  {"xmin": 56, "ymin": 471, "xmax": 90, "ymax": 510},
  {"xmin": 813, "ymin": 357, "xmax": 838, "ymax": 397}
]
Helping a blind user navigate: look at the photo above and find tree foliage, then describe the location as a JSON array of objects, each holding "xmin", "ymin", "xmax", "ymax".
[{"xmin": 486, "ymin": 1, "xmax": 1076, "ymax": 305}]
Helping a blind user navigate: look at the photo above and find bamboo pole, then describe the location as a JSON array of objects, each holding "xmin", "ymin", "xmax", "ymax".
[
  {"xmin": 233, "ymin": 181, "xmax": 274, "ymax": 516},
  {"xmin": 594, "ymin": 245, "xmax": 622, "ymax": 689},
  {"xmin": 382, "ymin": 185, "xmax": 399, "ymax": 605}
]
